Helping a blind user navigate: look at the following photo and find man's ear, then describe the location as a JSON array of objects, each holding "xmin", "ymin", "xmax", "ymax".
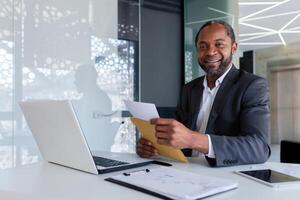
[{"xmin": 231, "ymin": 42, "xmax": 237, "ymax": 54}]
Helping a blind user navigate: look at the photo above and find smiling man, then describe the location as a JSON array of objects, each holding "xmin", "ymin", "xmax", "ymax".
[{"xmin": 137, "ymin": 20, "xmax": 271, "ymax": 167}]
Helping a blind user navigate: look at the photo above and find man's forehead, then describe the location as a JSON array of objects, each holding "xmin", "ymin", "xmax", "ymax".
[{"xmin": 199, "ymin": 24, "xmax": 230, "ymax": 41}]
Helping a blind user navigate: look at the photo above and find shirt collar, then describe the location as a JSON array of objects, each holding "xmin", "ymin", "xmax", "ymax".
[{"xmin": 203, "ymin": 63, "xmax": 233, "ymax": 89}]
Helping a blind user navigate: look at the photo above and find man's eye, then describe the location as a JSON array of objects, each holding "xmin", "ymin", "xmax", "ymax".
[
  {"xmin": 199, "ymin": 45, "xmax": 206, "ymax": 49},
  {"xmin": 216, "ymin": 43, "xmax": 224, "ymax": 48}
]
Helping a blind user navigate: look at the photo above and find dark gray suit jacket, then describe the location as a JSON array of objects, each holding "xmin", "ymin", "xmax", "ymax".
[{"xmin": 176, "ymin": 66, "xmax": 271, "ymax": 167}]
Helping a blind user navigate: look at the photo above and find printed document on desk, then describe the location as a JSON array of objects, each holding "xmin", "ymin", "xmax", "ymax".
[
  {"xmin": 124, "ymin": 100, "xmax": 188, "ymax": 163},
  {"xmin": 106, "ymin": 167, "xmax": 238, "ymax": 200}
]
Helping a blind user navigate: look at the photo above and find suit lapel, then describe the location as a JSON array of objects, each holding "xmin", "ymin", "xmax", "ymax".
[
  {"xmin": 205, "ymin": 66, "xmax": 240, "ymax": 134},
  {"xmin": 190, "ymin": 77, "xmax": 204, "ymax": 130}
]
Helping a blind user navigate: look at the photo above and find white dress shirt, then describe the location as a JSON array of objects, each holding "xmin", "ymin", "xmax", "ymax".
[{"xmin": 193, "ymin": 64, "xmax": 233, "ymax": 158}]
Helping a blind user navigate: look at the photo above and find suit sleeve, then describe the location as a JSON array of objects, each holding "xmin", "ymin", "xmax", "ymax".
[{"xmin": 207, "ymin": 78, "xmax": 271, "ymax": 167}]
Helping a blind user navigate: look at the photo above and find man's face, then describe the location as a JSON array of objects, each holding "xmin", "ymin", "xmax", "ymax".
[{"xmin": 196, "ymin": 24, "xmax": 237, "ymax": 78}]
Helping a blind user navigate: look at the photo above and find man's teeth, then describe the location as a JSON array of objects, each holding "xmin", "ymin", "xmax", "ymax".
[{"xmin": 206, "ymin": 60, "xmax": 220, "ymax": 63}]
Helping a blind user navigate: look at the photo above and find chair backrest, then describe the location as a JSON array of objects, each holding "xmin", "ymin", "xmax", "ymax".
[{"xmin": 280, "ymin": 140, "xmax": 300, "ymax": 163}]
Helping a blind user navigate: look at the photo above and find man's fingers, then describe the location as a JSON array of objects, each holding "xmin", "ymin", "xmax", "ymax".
[
  {"xmin": 138, "ymin": 138, "xmax": 158, "ymax": 153},
  {"xmin": 137, "ymin": 147, "xmax": 158, "ymax": 158},
  {"xmin": 139, "ymin": 138, "xmax": 153, "ymax": 146},
  {"xmin": 136, "ymin": 138, "xmax": 159, "ymax": 158},
  {"xmin": 157, "ymin": 138, "xmax": 169, "ymax": 146},
  {"xmin": 155, "ymin": 131, "xmax": 170, "ymax": 139},
  {"xmin": 155, "ymin": 125, "xmax": 170, "ymax": 133},
  {"xmin": 151, "ymin": 118, "xmax": 176, "ymax": 125},
  {"xmin": 137, "ymin": 143, "xmax": 157, "ymax": 153}
]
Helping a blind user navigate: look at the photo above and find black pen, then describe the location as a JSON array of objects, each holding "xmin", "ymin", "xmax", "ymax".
[{"xmin": 123, "ymin": 168, "xmax": 150, "ymax": 176}]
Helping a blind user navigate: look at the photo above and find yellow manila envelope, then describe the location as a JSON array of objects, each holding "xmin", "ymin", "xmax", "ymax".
[{"xmin": 131, "ymin": 117, "xmax": 188, "ymax": 163}]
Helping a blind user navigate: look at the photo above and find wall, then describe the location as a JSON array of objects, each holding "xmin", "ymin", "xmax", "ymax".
[
  {"xmin": 140, "ymin": 4, "xmax": 182, "ymax": 107},
  {"xmin": 254, "ymin": 42, "xmax": 300, "ymax": 144},
  {"xmin": 255, "ymin": 41, "xmax": 300, "ymax": 78}
]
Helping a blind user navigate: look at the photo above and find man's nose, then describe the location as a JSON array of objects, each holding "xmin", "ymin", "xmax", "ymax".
[{"xmin": 206, "ymin": 45, "xmax": 217, "ymax": 56}]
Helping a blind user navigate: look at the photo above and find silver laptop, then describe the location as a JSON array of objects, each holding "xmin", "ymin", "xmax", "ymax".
[{"xmin": 19, "ymin": 99, "xmax": 153, "ymax": 174}]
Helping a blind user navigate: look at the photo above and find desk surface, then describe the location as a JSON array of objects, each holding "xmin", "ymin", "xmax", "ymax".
[{"xmin": 1, "ymin": 145, "xmax": 299, "ymax": 200}]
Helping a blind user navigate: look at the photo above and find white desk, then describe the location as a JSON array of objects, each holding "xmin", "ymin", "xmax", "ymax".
[{"xmin": 1, "ymin": 147, "xmax": 300, "ymax": 200}]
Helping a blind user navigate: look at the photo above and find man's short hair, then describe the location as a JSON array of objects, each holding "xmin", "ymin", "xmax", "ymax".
[{"xmin": 194, "ymin": 20, "xmax": 236, "ymax": 48}]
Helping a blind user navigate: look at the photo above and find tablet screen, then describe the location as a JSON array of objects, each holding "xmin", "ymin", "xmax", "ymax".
[{"xmin": 239, "ymin": 169, "xmax": 300, "ymax": 183}]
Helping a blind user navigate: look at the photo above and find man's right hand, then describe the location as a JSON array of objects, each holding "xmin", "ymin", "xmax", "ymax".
[{"xmin": 136, "ymin": 138, "xmax": 159, "ymax": 158}]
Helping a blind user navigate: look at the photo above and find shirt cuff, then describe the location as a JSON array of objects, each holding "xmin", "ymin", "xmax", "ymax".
[{"xmin": 206, "ymin": 134, "xmax": 216, "ymax": 158}]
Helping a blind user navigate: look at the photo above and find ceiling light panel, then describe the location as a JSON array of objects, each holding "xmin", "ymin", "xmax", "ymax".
[{"xmin": 239, "ymin": 0, "xmax": 300, "ymax": 51}]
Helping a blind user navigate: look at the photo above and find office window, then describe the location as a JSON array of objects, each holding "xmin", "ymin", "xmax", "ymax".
[{"xmin": 0, "ymin": 0, "xmax": 140, "ymax": 169}]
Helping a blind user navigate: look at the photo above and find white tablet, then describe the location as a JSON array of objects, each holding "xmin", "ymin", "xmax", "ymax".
[{"xmin": 236, "ymin": 169, "xmax": 300, "ymax": 189}]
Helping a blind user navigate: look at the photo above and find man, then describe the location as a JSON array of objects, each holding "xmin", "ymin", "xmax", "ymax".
[{"xmin": 137, "ymin": 20, "xmax": 271, "ymax": 167}]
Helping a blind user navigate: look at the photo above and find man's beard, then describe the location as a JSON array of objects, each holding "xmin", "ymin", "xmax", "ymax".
[{"xmin": 199, "ymin": 53, "xmax": 232, "ymax": 78}]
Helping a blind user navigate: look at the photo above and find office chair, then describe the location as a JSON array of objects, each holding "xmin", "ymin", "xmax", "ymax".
[{"xmin": 280, "ymin": 140, "xmax": 300, "ymax": 164}]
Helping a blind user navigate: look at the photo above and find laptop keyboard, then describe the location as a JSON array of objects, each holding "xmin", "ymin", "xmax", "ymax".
[{"xmin": 93, "ymin": 156, "xmax": 129, "ymax": 167}]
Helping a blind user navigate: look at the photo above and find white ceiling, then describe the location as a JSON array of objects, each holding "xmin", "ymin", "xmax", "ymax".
[{"xmin": 239, "ymin": 0, "xmax": 300, "ymax": 52}]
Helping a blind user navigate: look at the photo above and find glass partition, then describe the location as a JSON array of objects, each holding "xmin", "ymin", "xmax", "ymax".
[
  {"xmin": 0, "ymin": 0, "xmax": 140, "ymax": 169},
  {"xmin": 0, "ymin": 0, "xmax": 14, "ymax": 169}
]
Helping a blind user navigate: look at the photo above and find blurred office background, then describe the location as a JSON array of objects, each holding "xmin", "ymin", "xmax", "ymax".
[{"xmin": 0, "ymin": 0, "xmax": 299, "ymax": 169}]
